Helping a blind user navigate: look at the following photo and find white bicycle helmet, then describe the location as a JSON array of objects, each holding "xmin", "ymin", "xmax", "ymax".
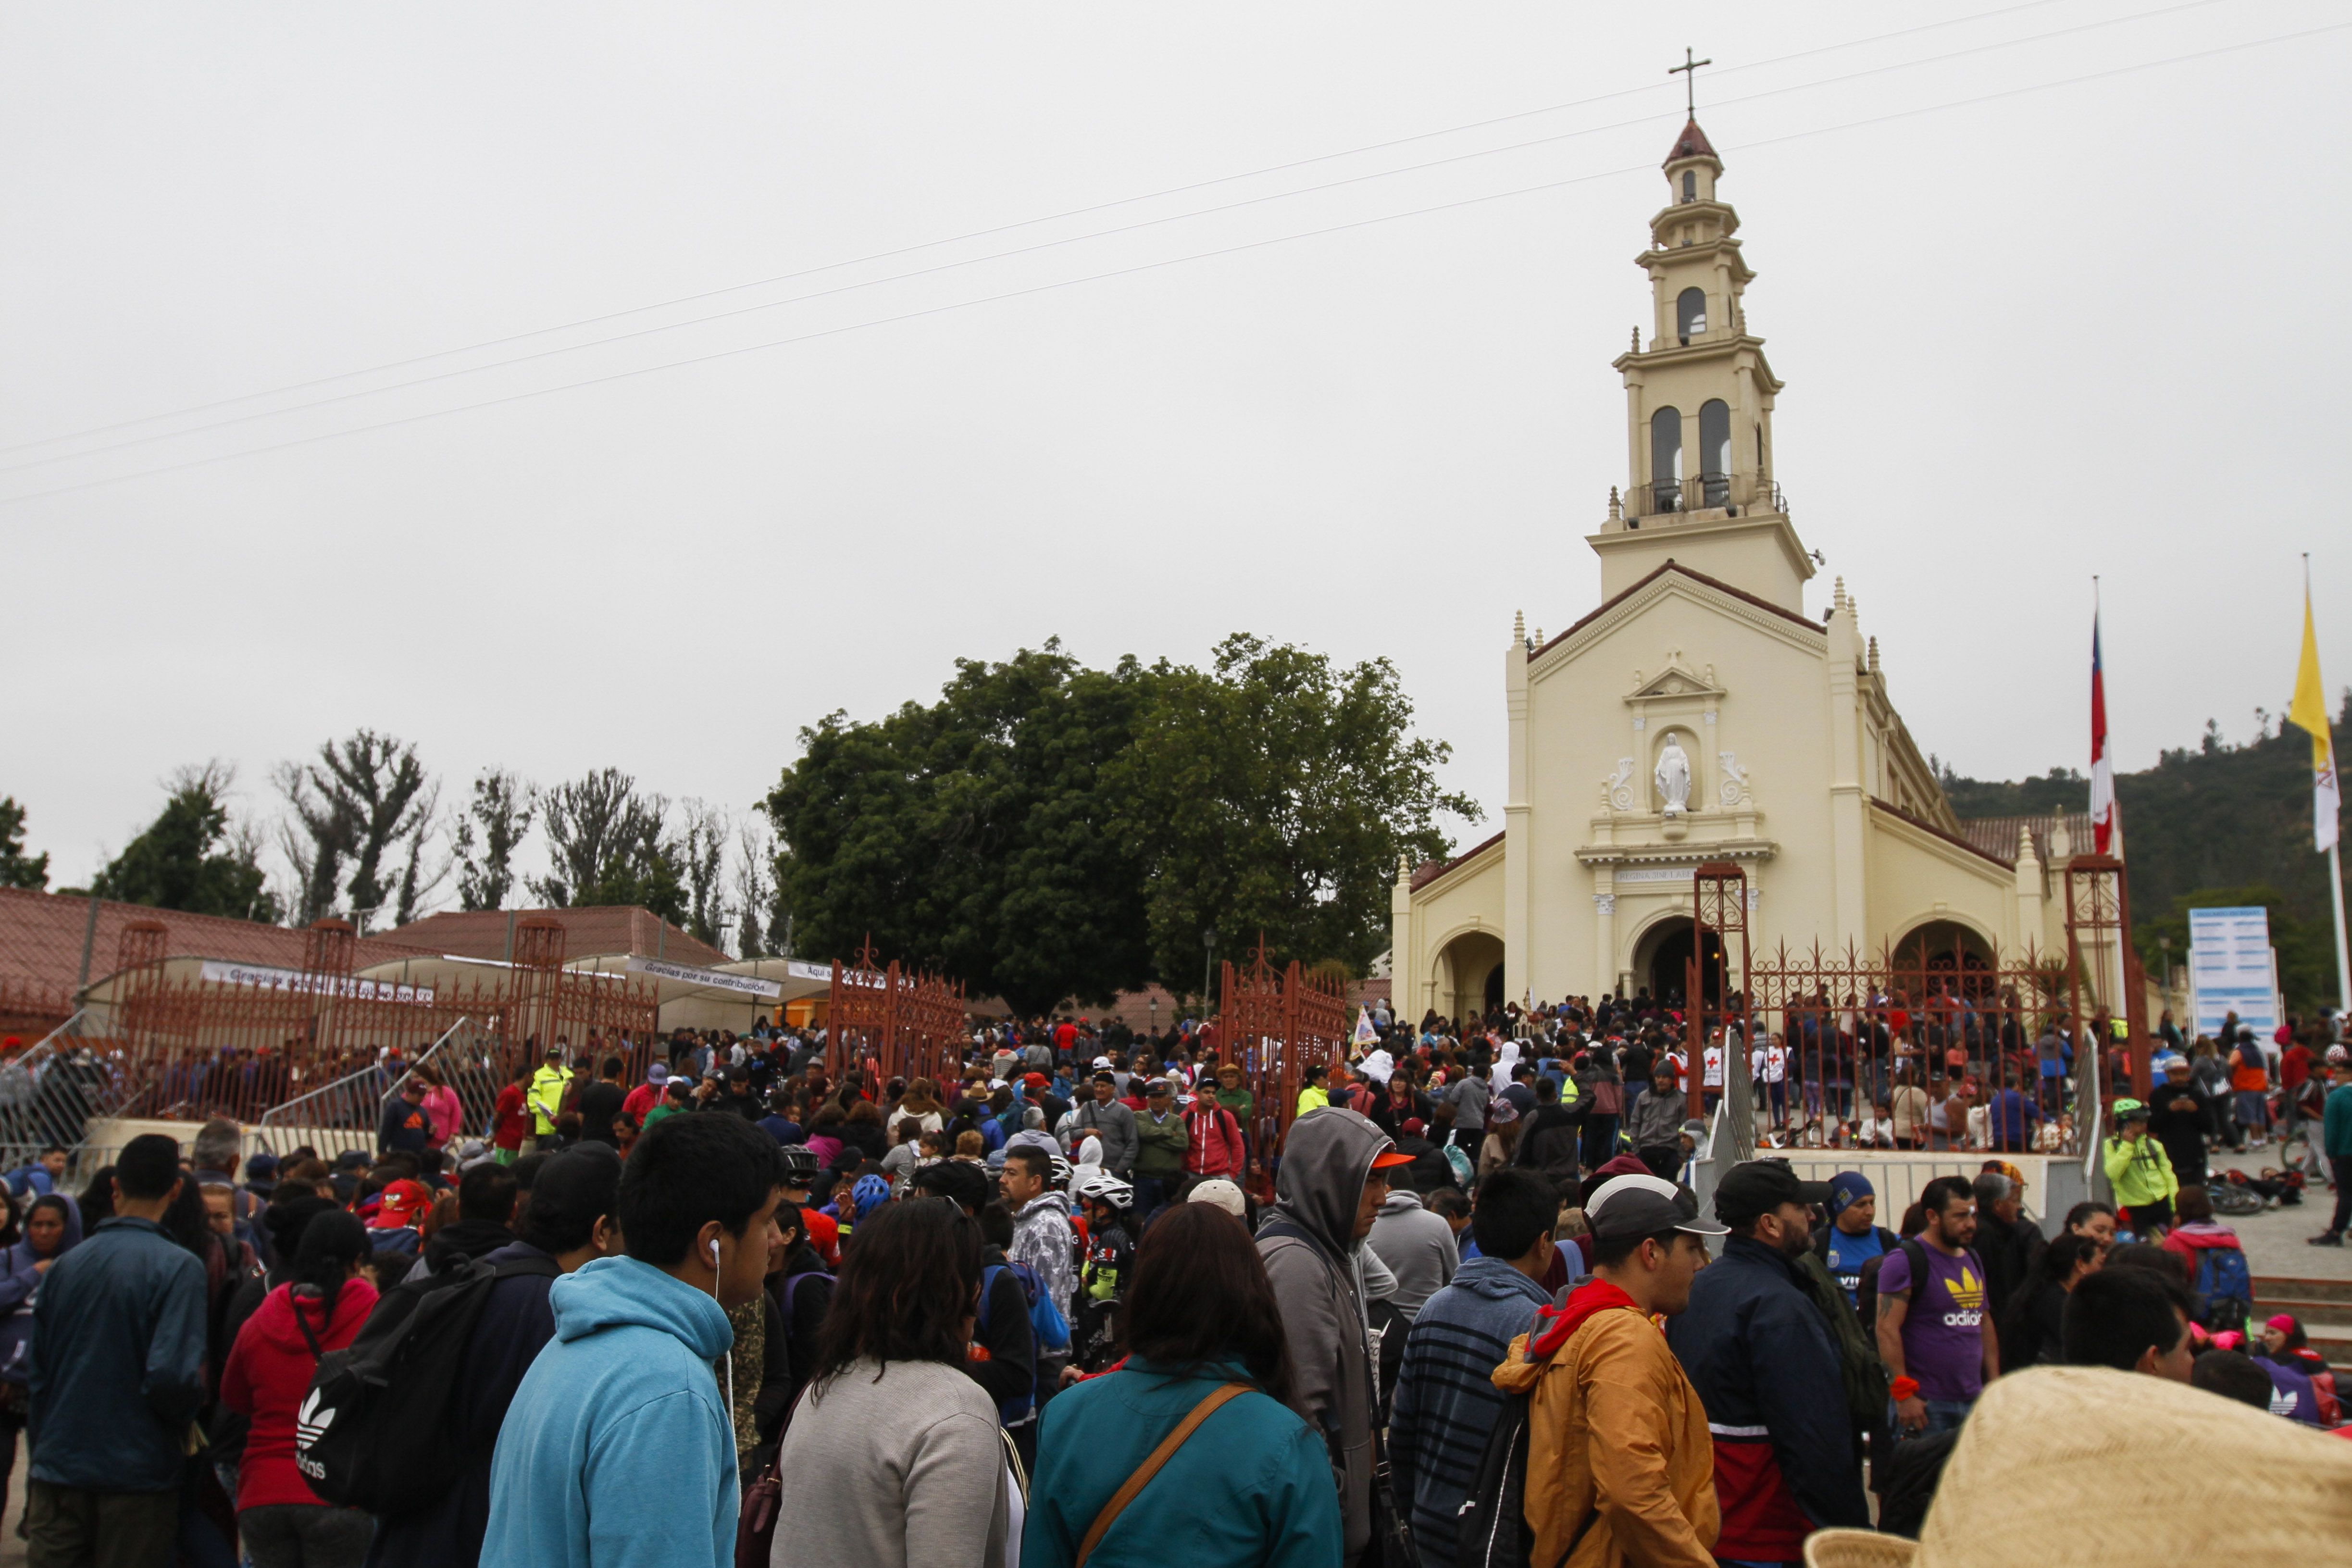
[
  {"xmin": 1047, "ymin": 1152, "xmax": 1075, "ymax": 1189},
  {"xmin": 1073, "ymin": 1172, "xmax": 1133, "ymax": 1211}
]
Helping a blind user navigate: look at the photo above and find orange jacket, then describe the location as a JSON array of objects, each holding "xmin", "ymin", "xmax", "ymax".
[
  {"xmin": 2231, "ymin": 1045, "xmax": 2270, "ymax": 1094},
  {"xmin": 1493, "ymin": 1294, "xmax": 1718, "ymax": 1568}
]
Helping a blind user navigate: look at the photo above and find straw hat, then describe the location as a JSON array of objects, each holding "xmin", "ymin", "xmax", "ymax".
[{"xmin": 1804, "ymin": 1365, "xmax": 2352, "ymax": 1568}]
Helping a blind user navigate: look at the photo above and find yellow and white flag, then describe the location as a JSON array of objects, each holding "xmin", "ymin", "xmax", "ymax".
[{"xmin": 2287, "ymin": 587, "xmax": 2340, "ymax": 853}]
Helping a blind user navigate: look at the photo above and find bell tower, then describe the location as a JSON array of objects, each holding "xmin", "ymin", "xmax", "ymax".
[{"xmin": 1587, "ymin": 116, "xmax": 1817, "ymax": 614}]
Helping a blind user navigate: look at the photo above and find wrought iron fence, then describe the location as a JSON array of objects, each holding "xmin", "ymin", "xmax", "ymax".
[
  {"xmin": 30, "ymin": 916, "xmax": 658, "ymax": 1164},
  {"xmin": 1219, "ymin": 938, "xmax": 1351, "ymax": 1168},
  {"xmin": 1682, "ymin": 861, "xmax": 2141, "ymax": 1159},
  {"xmin": 828, "ymin": 940, "xmax": 967, "ymax": 1091}
]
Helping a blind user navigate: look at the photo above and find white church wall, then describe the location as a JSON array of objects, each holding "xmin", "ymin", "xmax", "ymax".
[
  {"xmin": 1864, "ymin": 807, "xmax": 2020, "ymax": 957},
  {"xmin": 1520, "ymin": 579, "xmax": 1842, "ymax": 997},
  {"xmin": 1401, "ymin": 845, "xmax": 1505, "ymax": 1022}
]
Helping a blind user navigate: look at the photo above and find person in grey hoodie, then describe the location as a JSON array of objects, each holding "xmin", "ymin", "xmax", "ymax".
[
  {"xmin": 1626, "ymin": 1065, "xmax": 1688, "ymax": 1157},
  {"xmin": 1071, "ymin": 1072, "xmax": 1138, "ymax": 1176},
  {"xmin": 1365, "ymin": 1188, "xmax": 1459, "ymax": 1322},
  {"xmin": 1257, "ymin": 1107, "xmax": 1416, "ymax": 1568},
  {"xmin": 1387, "ymin": 1168, "xmax": 1559, "ymax": 1568}
]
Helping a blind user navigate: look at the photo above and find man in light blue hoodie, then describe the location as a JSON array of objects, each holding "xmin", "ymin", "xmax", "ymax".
[
  {"xmin": 482, "ymin": 1112, "xmax": 789, "ymax": 1568},
  {"xmin": 1386, "ymin": 1168, "xmax": 1559, "ymax": 1568}
]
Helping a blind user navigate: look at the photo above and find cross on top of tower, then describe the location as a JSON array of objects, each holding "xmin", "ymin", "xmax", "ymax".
[{"xmin": 1669, "ymin": 47, "xmax": 1710, "ymax": 117}]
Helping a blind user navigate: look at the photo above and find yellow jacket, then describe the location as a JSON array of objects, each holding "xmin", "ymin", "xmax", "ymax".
[
  {"xmin": 1295, "ymin": 1084, "xmax": 1330, "ymax": 1118},
  {"xmin": 2103, "ymin": 1130, "xmax": 2178, "ymax": 1207},
  {"xmin": 1492, "ymin": 1301, "xmax": 1718, "ymax": 1568},
  {"xmin": 528, "ymin": 1064, "xmax": 573, "ymax": 1136}
]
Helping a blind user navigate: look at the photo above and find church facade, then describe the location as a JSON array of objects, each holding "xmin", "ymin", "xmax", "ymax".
[{"xmin": 1391, "ymin": 119, "xmax": 2078, "ymax": 1023}]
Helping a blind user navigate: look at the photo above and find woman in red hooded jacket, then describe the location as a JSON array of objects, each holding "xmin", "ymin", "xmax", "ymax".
[{"xmin": 220, "ymin": 1209, "xmax": 379, "ymax": 1568}]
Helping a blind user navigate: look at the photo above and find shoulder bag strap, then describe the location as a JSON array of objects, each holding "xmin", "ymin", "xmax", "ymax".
[
  {"xmin": 1074, "ymin": 1382, "xmax": 1251, "ymax": 1568},
  {"xmin": 1899, "ymin": 1237, "xmax": 1929, "ymax": 1299},
  {"xmin": 291, "ymin": 1287, "xmax": 328, "ymax": 1365}
]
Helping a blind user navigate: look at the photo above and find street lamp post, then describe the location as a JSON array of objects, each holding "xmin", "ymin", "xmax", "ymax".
[{"xmin": 1202, "ymin": 929, "xmax": 1218, "ymax": 1017}]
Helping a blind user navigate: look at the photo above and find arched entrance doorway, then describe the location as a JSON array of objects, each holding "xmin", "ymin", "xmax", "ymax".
[
  {"xmin": 1634, "ymin": 917, "xmax": 1726, "ymax": 1009},
  {"xmin": 1892, "ymin": 918, "xmax": 2000, "ymax": 1003},
  {"xmin": 1433, "ymin": 929, "xmax": 1505, "ymax": 1028}
]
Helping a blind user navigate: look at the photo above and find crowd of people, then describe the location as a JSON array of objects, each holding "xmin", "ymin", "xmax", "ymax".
[{"xmin": 5, "ymin": 991, "xmax": 2352, "ymax": 1568}]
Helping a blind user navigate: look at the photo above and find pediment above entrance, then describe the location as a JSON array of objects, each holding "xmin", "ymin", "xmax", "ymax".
[
  {"xmin": 1624, "ymin": 659, "xmax": 1722, "ymax": 705},
  {"xmin": 1531, "ymin": 560, "xmax": 1828, "ymax": 677}
]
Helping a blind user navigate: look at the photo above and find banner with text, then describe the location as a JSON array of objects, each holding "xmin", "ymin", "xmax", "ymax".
[
  {"xmin": 2188, "ymin": 905, "xmax": 2280, "ymax": 1043},
  {"xmin": 622, "ymin": 956, "xmax": 784, "ymax": 999},
  {"xmin": 198, "ymin": 960, "xmax": 436, "ymax": 1005}
]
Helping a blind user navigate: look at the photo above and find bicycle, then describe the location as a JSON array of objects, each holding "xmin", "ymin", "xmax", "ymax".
[{"xmin": 2208, "ymin": 1176, "xmax": 2267, "ymax": 1218}]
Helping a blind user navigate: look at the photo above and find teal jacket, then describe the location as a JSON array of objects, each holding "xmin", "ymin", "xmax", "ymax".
[
  {"xmin": 1024, "ymin": 1357, "xmax": 1341, "ymax": 1568},
  {"xmin": 481, "ymin": 1255, "xmax": 736, "ymax": 1568},
  {"xmin": 2324, "ymin": 1079, "xmax": 2352, "ymax": 1159}
]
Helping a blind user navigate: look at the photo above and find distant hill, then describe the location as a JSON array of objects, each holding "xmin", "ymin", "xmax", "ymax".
[{"xmin": 1937, "ymin": 693, "xmax": 2351, "ymax": 1013}]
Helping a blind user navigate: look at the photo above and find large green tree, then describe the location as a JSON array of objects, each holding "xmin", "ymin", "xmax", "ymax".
[
  {"xmin": 274, "ymin": 730, "xmax": 438, "ymax": 925},
  {"xmin": 0, "ymin": 797, "xmax": 48, "ymax": 891},
  {"xmin": 454, "ymin": 768, "xmax": 535, "ymax": 911},
  {"xmin": 766, "ymin": 643, "xmax": 1161, "ymax": 1017},
  {"xmin": 1107, "ymin": 634, "xmax": 1479, "ymax": 987},
  {"xmin": 765, "ymin": 635, "xmax": 1476, "ymax": 1013},
  {"xmin": 92, "ymin": 764, "xmax": 279, "ymax": 921},
  {"xmin": 531, "ymin": 769, "xmax": 685, "ymax": 924}
]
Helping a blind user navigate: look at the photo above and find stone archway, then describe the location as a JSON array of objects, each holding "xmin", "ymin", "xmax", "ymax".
[
  {"xmin": 1631, "ymin": 915, "xmax": 1726, "ymax": 1009},
  {"xmin": 1890, "ymin": 917, "xmax": 2001, "ymax": 1004},
  {"xmin": 1432, "ymin": 929, "xmax": 1505, "ymax": 1027}
]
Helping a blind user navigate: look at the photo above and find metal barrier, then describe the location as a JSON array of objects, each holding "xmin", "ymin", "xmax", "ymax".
[
  {"xmin": 255, "ymin": 1015, "xmax": 473, "ymax": 1157},
  {"xmin": 0, "ymin": 1010, "xmax": 105, "ymax": 1177}
]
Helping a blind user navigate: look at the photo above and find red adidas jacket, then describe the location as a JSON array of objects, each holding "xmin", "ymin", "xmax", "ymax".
[{"xmin": 219, "ymin": 1278, "xmax": 380, "ymax": 1511}]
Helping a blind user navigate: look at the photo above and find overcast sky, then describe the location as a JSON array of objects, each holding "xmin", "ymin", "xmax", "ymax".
[{"xmin": 5, "ymin": 1, "xmax": 2348, "ymax": 901}]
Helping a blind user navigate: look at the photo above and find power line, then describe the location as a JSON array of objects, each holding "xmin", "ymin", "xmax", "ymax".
[
  {"xmin": 2, "ymin": 16, "xmax": 2340, "ymax": 511},
  {"xmin": 0, "ymin": 0, "xmax": 2250, "ymax": 479},
  {"xmin": 0, "ymin": 0, "xmax": 2140, "ymax": 460}
]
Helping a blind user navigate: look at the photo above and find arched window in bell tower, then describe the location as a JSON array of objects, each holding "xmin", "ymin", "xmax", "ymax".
[
  {"xmin": 1676, "ymin": 288, "xmax": 1707, "ymax": 345},
  {"xmin": 1680, "ymin": 169, "xmax": 1696, "ymax": 203},
  {"xmin": 1699, "ymin": 399, "xmax": 1731, "ymax": 507},
  {"xmin": 1650, "ymin": 406, "xmax": 1682, "ymax": 513}
]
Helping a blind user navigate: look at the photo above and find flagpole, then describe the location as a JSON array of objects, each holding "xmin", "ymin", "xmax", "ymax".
[
  {"xmin": 2313, "ymin": 554, "xmax": 2352, "ymax": 1018},
  {"xmin": 2330, "ymin": 842, "xmax": 2350, "ymax": 1018}
]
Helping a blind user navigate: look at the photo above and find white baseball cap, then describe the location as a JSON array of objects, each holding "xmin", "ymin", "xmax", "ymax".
[{"xmin": 1188, "ymin": 1178, "xmax": 1246, "ymax": 1218}]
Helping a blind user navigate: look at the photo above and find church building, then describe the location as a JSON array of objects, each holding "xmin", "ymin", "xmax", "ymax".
[{"xmin": 1391, "ymin": 118, "xmax": 2081, "ymax": 1023}]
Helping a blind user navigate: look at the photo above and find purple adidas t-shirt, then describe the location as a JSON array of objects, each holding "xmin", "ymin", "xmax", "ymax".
[{"xmin": 1879, "ymin": 1243, "xmax": 1988, "ymax": 1402}]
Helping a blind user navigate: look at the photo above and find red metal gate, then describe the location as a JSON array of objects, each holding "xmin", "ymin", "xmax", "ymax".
[
  {"xmin": 1219, "ymin": 937, "xmax": 1350, "ymax": 1172},
  {"xmin": 828, "ymin": 939, "xmax": 967, "ymax": 1091}
]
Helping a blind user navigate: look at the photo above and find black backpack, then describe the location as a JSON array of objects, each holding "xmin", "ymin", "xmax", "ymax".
[
  {"xmin": 1791, "ymin": 1247, "xmax": 1892, "ymax": 1428},
  {"xmin": 1453, "ymin": 1384, "xmax": 1537, "ymax": 1568},
  {"xmin": 294, "ymin": 1249, "xmax": 559, "ymax": 1516},
  {"xmin": 1455, "ymin": 1376, "xmax": 1601, "ymax": 1568}
]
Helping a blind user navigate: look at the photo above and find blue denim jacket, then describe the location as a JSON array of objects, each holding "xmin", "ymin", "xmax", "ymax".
[{"xmin": 28, "ymin": 1216, "xmax": 208, "ymax": 1493}]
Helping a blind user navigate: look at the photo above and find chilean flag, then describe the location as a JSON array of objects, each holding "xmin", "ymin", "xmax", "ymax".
[{"xmin": 2089, "ymin": 612, "xmax": 2114, "ymax": 855}]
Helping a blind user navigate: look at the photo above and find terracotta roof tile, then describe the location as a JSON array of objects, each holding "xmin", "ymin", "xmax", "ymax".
[
  {"xmin": 376, "ymin": 906, "xmax": 730, "ymax": 968},
  {"xmin": 1955, "ymin": 812, "xmax": 2096, "ymax": 868},
  {"xmin": 0, "ymin": 887, "xmax": 434, "ymax": 998},
  {"xmin": 1411, "ymin": 830, "xmax": 1505, "ymax": 891},
  {"xmin": 1665, "ymin": 117, "xmax": 1718, "ymax": 166}
]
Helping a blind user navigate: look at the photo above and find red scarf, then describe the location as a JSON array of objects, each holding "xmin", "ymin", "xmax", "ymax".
[{"xmin": 1526, "ymin": 1276, "xmax": 1643, "ymax": 1360}]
